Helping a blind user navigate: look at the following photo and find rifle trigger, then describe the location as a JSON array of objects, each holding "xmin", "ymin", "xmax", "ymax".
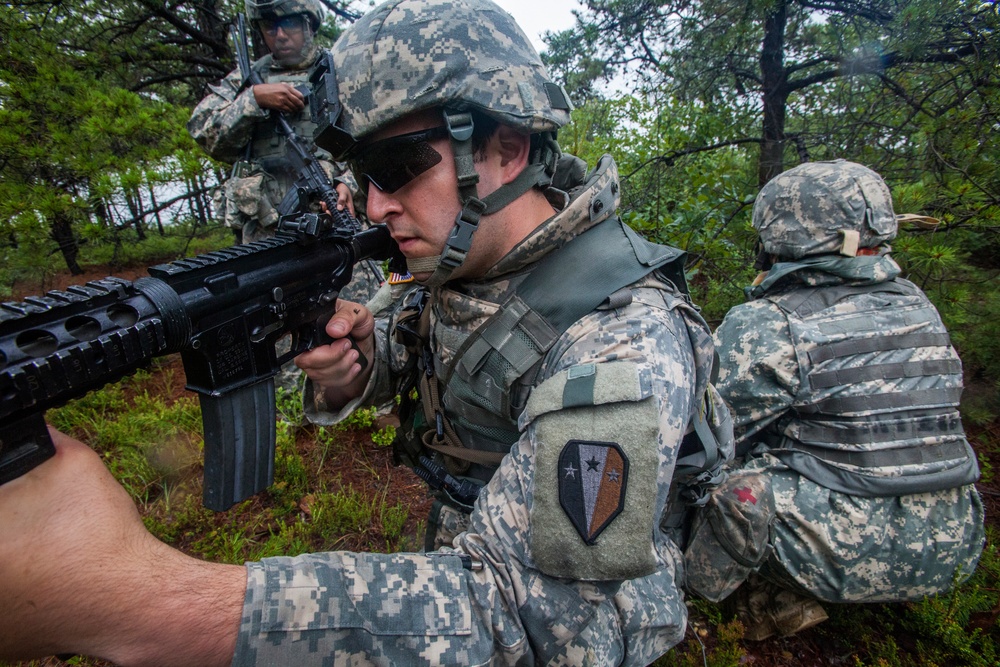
[{"xmin": 251, "ymin": 320, "xmax": 284, "ymax": 343}]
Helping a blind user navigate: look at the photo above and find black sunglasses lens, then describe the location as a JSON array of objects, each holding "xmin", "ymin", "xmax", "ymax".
[
  {"xmin": 352, "ymin": 128, "xmax": 446, "ymax": 195},
  {"xmin": 260, "ymin": 15, "xmax": 304, "ymax": 35}
]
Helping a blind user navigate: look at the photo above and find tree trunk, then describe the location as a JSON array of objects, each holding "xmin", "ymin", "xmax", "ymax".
[
  {"xmin": 126, "ymin": 189, "xmax": 147, "ymax": 241},
  {"xmin": 758, "ymin": 0, "xmax": 789, "ymax": 187},
  {"xmin": 90, "ymin": 194, "xmax": 110, "ymax": 228},
  {"xmin": 51, "ymin": 212, "xmax": 83, "ymax": 275},
  {"xmin": 148, "ymin": 184, "xmax": 165, "ymax": 235}
]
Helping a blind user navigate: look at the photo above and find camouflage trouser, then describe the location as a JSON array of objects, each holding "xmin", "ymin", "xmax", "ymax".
[
  {"xmin": 424, "ymin": 500, "xmax": 472, "ymax": 552},
  {"xmin": 745, "ymin": 453, "xmax": 986, "ymax": 603},
  {"xmin": 215, "ymin": 172, "xmax": 283, "ymax": 243},
  {"xmin": 273, "ymin": 338, "xmax": 305, "ymax": 400}
]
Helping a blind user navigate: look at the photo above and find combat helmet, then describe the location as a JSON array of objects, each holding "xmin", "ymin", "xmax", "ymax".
[
  {"xmin": 317, "ymin": 0, "xmax": 574, "ymax": 285},
  {"xmin": 753, "ymin": 159, "xmax": 897, "ymax": 261},
  {"xmin": 246, "ymin": 0, "xmax": 323, "ymax": 31}
]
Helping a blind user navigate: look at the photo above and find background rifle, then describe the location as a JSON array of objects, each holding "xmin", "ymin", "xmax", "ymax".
[
  {"xmin": 230, "ymin": 14, "xmax": 358, "ymax": 231},
  {"xmin": 0, "ymin": 220, "xmax": 395, "ymax": 510}
]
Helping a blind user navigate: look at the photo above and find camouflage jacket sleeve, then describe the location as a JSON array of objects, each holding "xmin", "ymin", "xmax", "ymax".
[
  {"xmin": 235, "ymin": 279, "xmax": 705, "ymax": 666},
  {"xmin": 187, "ymin": 67, "xmax": 269, "ymax": 163},
  {"xmin": 713, "ymin": 299, "xmax": 799, "ymax": 450}
]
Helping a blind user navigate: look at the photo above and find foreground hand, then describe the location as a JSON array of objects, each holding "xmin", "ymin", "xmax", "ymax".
[
  {"xmin": 0, "ymin": 428, "xmax": 243, "ymax": 666},
  {"xmin": 296, "ymin": 299, "xmax": 376, "ymax": 407},
  {"xmin": 252, "ymin": 82, "xmax": 305, "ymax": 113}
]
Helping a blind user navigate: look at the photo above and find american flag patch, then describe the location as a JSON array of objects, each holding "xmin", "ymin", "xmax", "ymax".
[{"xmin": 389, "ymin": 271, "xmax": 415, "ymax": 285}]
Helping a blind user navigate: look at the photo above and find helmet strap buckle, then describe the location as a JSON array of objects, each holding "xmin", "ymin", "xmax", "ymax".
[{"xmin": 445, "ymin": 111, "xmax": 475, "ymax": 142}]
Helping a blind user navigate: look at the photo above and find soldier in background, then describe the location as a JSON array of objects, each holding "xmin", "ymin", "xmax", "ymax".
[
  {"xmin": 0, "ymin": 0, "xmax": 733, "ymax": 664},
  {"xmin": 684, "ymin": 159, "xmax": 985, "ymax": 640},
  {"xmin": 188, "ymin": 0, "xmax": 382, "ymax": 393},
  {"xmin": 191, "ymin": 0, "xmax": 341, "ymax": 240}
]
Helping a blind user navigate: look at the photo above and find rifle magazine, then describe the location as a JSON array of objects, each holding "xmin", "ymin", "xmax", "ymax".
[{"xmin": 200, "ymin": 380, "xmax": 277, "ymax": 511}]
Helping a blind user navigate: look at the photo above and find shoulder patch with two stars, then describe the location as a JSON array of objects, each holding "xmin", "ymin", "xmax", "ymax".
[
  {"xmin": 558, "ymin": 440, "xmax": 629, "ymax": 544},
  {"xmin": 526, "ymin": 359, "xmax": 660, "ymax": 580}
]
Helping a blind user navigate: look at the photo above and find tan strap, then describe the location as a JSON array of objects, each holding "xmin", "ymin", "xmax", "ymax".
[
  {"xmin": 413, "ymin": 298, "xmax": 507, "ymax": 471},
  {"xmin": 897, "ymin": 213, "xmax": 941, "ymax": 230},
  {"xmin": 421, "ymin": 433, "xmax": 507, "ymax": 467},
  {"xmin": 419, "ymin": 356, "xmax": 472, "ymax": 473}
]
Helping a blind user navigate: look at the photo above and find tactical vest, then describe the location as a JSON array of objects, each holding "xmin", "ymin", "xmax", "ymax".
[
  {"xmin": 394, "ymin": 216, "xmax": 732, "ymax": 511},
  {"xmin": 761, "ymin": 279, "xmax": 979, "ymax": 496},
  {"xmin": 247, "ymin": 56, "xmax": 327, "ymax": 181}
]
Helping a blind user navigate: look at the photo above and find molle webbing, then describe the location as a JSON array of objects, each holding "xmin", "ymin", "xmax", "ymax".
[
  {"xmin": 796, "ymin": 387, "xmax": 965, "ymax": 415},
  {"xmin": 808, "ymin": 332, "xmax": 952, "ymax": 363},
  {"xmin": 791, "ymin": 439, "xmax": 970, "ymax": 468},
  {"xmin": 794, "ymin": 411, "xmax": 964, "ymax": 444},
  {"xmin": 440, "ymin": 217, "xmax": 686, "ymax": 467},
  {"xmin": 773, "ymin": 280, "xmax": 920, "ymax": 319},
  {"xmin": 809, "ymin": 358, "xmax": 962, "ymax": 389},
  {"xmin": 764, "ymin": 279, "xmax": 977, "ymax": 496}
]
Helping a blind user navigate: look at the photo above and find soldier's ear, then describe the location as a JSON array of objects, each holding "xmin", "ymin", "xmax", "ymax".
[{"xmin": 494, "ymin": 125, "xmax": 530, "ymax": 180}]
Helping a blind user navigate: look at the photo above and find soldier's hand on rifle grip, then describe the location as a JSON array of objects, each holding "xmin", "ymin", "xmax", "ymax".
[
  {"xmin": 320, "ymin": 184, "xmax": 357, "ymax": 218},
  {"xmin": 295, "ymin": 300, "xmax": 376, "ymax": 409},
  {"xmin": 252, "ymin": 82, "xmax": 305, "ymax": 113},
  {"xmin": 334, "ymin": 182, "xmax": 356, "ymax": 217}
]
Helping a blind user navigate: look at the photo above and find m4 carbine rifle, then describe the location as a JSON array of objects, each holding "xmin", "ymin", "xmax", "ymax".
[{"xmin": 0, "ymin": 218, "xmax": 396, "ymax": 510}]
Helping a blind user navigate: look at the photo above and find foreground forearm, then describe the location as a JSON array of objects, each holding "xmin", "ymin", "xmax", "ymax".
[
  {"xmin": 100, "ymin": 544, "xmax": 245, "ymax": 667},
  {"xmin": 0, "ymin": 432, "xmax": 245, "ymax": 667},
  {"xmin": 4, "ymin": 536, "xmax": 244, "ymax": 667}
]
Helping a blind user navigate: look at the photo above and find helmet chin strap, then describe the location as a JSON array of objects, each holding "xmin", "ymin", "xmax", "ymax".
[{"xmin": 413, "ymin": 109, "xmax": 555, "ymax": 286}]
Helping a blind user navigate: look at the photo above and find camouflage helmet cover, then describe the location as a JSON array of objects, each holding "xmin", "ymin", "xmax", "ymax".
[
  {"xmin": 753, "ymin": 159, "xmax": 898, "ymax": 260},
  {"xmin": 246, "ymin": 0, "xmax": 324, "ymax": 30},
  {"xmin": 325, "ymin": 0, "xmax": 572, "ymax": 156}
]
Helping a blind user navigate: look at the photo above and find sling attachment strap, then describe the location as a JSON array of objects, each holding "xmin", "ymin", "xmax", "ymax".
[
  {"xmin": 418, "ymin": 364, "xmax": 506, "ymax": 471},
  {"xmin": 410, "ymin": 298, "xmax": 506, "ymax": 472}
]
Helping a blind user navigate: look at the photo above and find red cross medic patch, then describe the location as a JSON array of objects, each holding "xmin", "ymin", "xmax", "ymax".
[{"xmin": 558, "ymin": 440, "xmax": 629, "ymax": 545}]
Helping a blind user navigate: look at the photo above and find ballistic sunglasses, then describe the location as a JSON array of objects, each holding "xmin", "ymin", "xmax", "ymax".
[
  {"xmin": 258, "ymin": 15, "xmax": 306, "ymax": 36},
  {"xmin": 349, "ymin": 126, "xmax": 451, "ymax": 195}
]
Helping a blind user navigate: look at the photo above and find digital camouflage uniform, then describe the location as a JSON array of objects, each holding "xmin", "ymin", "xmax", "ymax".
[
  {"xmin": 236, "ymin": 151, "xmax": 715, "ymax": 667},
  {"xmin": 686, "ymin": 161, "xmax": 984, "ymax": 629},
  {"xmin": 227, "ymin": 1, "xmax": 733, "ymax": 662}
]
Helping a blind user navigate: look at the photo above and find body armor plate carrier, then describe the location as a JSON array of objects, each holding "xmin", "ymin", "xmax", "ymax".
[
  {"xmin": 760, "ymin": 279, "xmax": 979, "ymax": 496},
  {"xmin": 394, "ymin": 216, "xmax": 732, "ymax": 512}
]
